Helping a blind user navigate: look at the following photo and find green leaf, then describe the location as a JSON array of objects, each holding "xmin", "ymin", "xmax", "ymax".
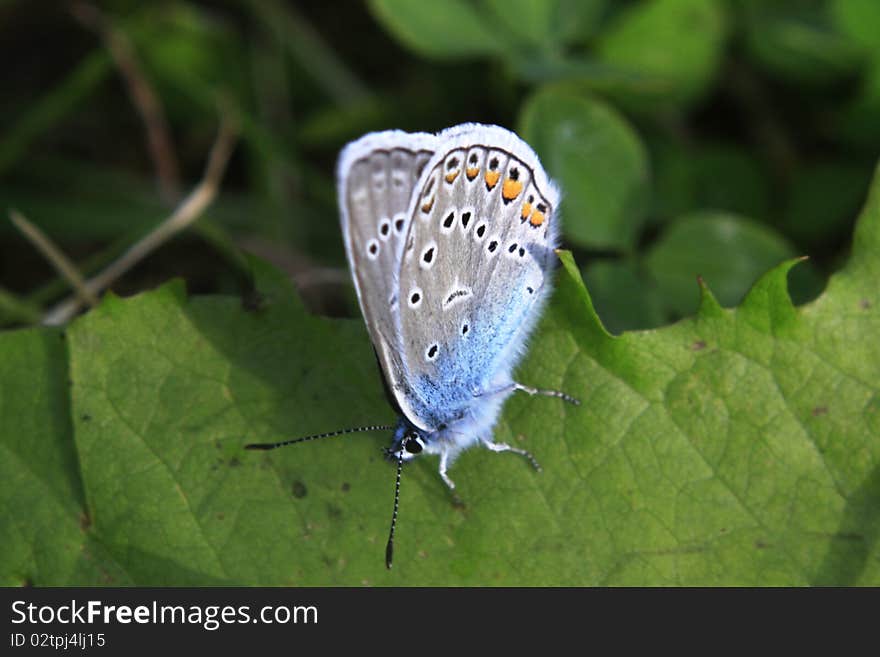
[
  {"xmin": 518, "ymin": 87, "xmax": 650, "ymax": 251},
  {"xmin": 741, "ymin": 0, "xmax": 865, "ymax": 85},
  {"xmin": 644, "ymin": 211, "xmax": 823, "ymax": 317},
  {"xmin": 0, "ymin": 328, "xmax": 131, "ymax": 585},
  {"xmin": 367, "ymin": 0, "xmax": 508, "ymax": 59},
  {"xmin": 596, "ymin": 0, "xmax": 727, "ymax": 108},
  {"xmin": 4, "ymin": 164, "xmax": 880, "ymax": 584},
  {"xmin": 483, "ymin": 0, "xmax": 557, "ymax": 50},
  {"xmin": 830, "ymin": 0, "xmax": 880, "ymax": 50},
  {"xmin": 829, "ymin": 0, "xmax": 880, "ymax": 146},
  {"xmin": 553, "ymin": 0, "xmax": 609, "ymax": 44},
  {"xmin": 480, "ymin": 0, "xmax": 607, "ymax": 51}
]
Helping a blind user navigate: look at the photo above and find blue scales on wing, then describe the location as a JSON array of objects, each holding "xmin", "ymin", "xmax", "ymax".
[{"xmin": 396, "ymin": 125, "xmax": 561, "ymax": 432}]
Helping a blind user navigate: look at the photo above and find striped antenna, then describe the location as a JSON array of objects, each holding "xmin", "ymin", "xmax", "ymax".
[
  {"xmin": 245, "ymin": 424, "xmax": 395, "ymax": 450},
  {"xmin": 385, "ymin": 448, "xmax": 404, "ymax": 569}
]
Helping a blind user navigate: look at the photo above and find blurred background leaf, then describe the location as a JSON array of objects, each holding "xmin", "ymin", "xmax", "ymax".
[
  {"xmin": 643, "ymin": 211, "xmax": 824, "ymax": 318},
  {"xmin": 518, "ymin": 87, "xmax": 650, "ymax": 250},
  {"xmin": 368, "ymin": 0, "xmax": 509, "ymax": 58},
  {"xmin": 2, "ymin": 0, "xmax": 876, "ymax": 332},
  {"xmin": 596, "ymin": 0, "xmax": 728, "ymax": 109}
]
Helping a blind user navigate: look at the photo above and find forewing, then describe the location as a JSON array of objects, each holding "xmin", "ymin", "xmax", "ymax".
[
  {"xmin": 396, "ymin": 125, "xmax": 560, "ymax": 428},
  {"xmin": 337, "ymin": 130, "xmax": 437, "ymax": 418}
]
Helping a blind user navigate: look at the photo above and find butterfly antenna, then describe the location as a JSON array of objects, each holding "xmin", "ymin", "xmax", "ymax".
[
  {"xmin": 244, "ymin": 424, "xmax": 395, "ymax": 450},
  {"xmin": 385, "ymin": 449, "xmax": 404, "ymax": 569}
]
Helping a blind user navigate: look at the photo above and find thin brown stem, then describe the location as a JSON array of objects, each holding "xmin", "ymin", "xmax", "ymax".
[
  {"xmin": 43, "ymin": 113, "xmax": 238, "ymax": 326},
  {"xmin": 9, "ymin": 209, "xmax": 99, "ymax": 309},
  {"xmin": 70, "ymin": 2, "xmax": 182, "ymax": 203}
]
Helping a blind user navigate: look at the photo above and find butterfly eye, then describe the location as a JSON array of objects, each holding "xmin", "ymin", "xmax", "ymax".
[{"xmin": 404, "ymin": 433, "xmax": 423, "ymax": 454}]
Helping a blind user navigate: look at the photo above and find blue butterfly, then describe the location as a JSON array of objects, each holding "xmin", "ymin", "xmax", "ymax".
[{"xmin": 248, "ymin": 124, "xmax": 578, "ymax": 568}]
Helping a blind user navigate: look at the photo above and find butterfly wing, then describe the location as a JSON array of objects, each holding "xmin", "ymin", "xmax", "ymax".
[
  {"xmin": 396, "ymin": 124, "xmax": 561, "ymax": 431},
  {"xmin": 337, "ymin": 130, "xmax": 438, "ymax": 422}
]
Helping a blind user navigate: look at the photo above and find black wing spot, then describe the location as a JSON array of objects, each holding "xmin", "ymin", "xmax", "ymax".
[
  {"xmin": 476, "ymin": 224, "xmax": 486, "ymax": 238},
  {"xmin": 427, "ymin": 344, "xmax": 438, "ymax": 360},
  {"xmin": 527, "ymin": 286, "xmax": 534, "ymax": 295},
  {"xmin": 423, "ymin": 247, "xmax": 435, "ymax": 264},
  {"xmin": 461, "ymin": 323, "xmax": 469, "ymax": 335},
  {"xmin": 444, "ymin": 212, "xmax": 455, "ymax": 228},
  {"xmin": 395, "ymin": 218, "xmax": 405, "ymax": 233},
  {"xmin": 368, "ymin": 242, "xmax": 378, "ymax": 255},
  {"xmin": 411, "ymin": 291, "xmax": 421, "ymax": 304},
  {"xmin": 444, "ymin": 289, "xmax": 470, "ymax": 306},
  {"xmin": 380, "ymin": 221, "xmax": 390, "ymax": 236},
  {"xmin": 510, "ymin": 167, "xmax": 520, "ymax": 181},
  {"xmin": 469, "ymin": 153, "xmax": 478, "ymax": 164},
  {"xmin": 508, "ymin": 242, "xmax": 518, "ymax": 253},
  {"xmin": 489, "ymin": 156, "xmax": 499, "ymax": 170},
  {"xmin": 461, "ymin": 211, "xmax": 471, "ymax": 228},
  {"xmin": 447, "ymin": 157, "xmax": 460, "ymax": 170},
  {"xmin": 488, "ymin": 240, "xmax": 498, "ymax": 253},
  {"xmin": 519, "ymin": 247, "xmax": 525, "ymax": 257},
  {"xmin": 537, "ymin": 202, "xmax": 547, "ymax": 213}
]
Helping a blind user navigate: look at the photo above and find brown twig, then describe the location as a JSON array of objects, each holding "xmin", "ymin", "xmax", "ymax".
[
  {"xmin": 8, "ymin": 209, "xmax": 100, "ymax": 308},
  {"xmin": 70, "ymin": 2, "xmax": 182, "ymax": 203},
  {"xmin": 42, "ymin": 113, "xmax": 238, "ymax": 326}
]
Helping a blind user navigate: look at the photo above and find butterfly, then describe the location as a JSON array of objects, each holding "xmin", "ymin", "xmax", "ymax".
[{"xmin": 247, "ymin": 123, "xmax": 578, "ymax": 568}]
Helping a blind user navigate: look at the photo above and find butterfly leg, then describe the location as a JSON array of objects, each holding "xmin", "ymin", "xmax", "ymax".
[
  {"xmin": 512, "ymin": 382, "xmax": 580, "ymax": 406},
  {"xmin": 480, "ymin": 439, "xmax": 543, "ymax": 472},
  {"xmin": 438, "ymin": 451, "xmax": 456, "ymax": 491},
  {"xmin": 438, "ymin": 452, "xmax": 466, "ymax": 507},
  {"xmin": 475, "ymin": 382, "xmax": 580, "ymax": 405}
]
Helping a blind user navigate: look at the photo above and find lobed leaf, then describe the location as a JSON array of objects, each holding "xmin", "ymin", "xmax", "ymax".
[{"xmin": 2, "ymin": 163, "xmax": 878, "ymax": 584}]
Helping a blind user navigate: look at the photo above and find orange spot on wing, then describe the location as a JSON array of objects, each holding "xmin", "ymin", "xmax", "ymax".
[
  {"xmin": 520, "ymin": 202, "xmax": 532, "ymax": 220},
  {"xmin": 484, "ymin": 170, "xmax": 500, "ymax": 190},
  {"xmin": 502, "ymin": 178, "xmax": 523, "ymax": 201},
  {"xmin": 421, "ymin": 198, "xmax": 434, "ymax": 213},
  {"xmin": 529, "ymin": 210, "xmax": 545, "ymax": 227},
  {"xmin": 466, "ymin": 167, "xmax": 479, "ymax": 180},
  {"xmin": 445, "ymin": 171, "xmax": 459, "ymax": 184}
]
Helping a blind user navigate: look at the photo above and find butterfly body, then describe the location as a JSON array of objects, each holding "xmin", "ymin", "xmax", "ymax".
[
  {"xmin": 338, "ymin": 123, "xmax": 567, "ymax": 481},
  {"xmin": 248, "ymin": 123, "xmax": 577, "ymax": 567}
]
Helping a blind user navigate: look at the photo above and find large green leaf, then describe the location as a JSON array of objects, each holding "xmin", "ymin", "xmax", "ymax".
[
  {"xmin": 2, "ymin": 163, "xmax": 879, "ymax": 585},
  {"xmin": 0, "ymin": 328, "xmax": 130, "ymax": 585}
]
